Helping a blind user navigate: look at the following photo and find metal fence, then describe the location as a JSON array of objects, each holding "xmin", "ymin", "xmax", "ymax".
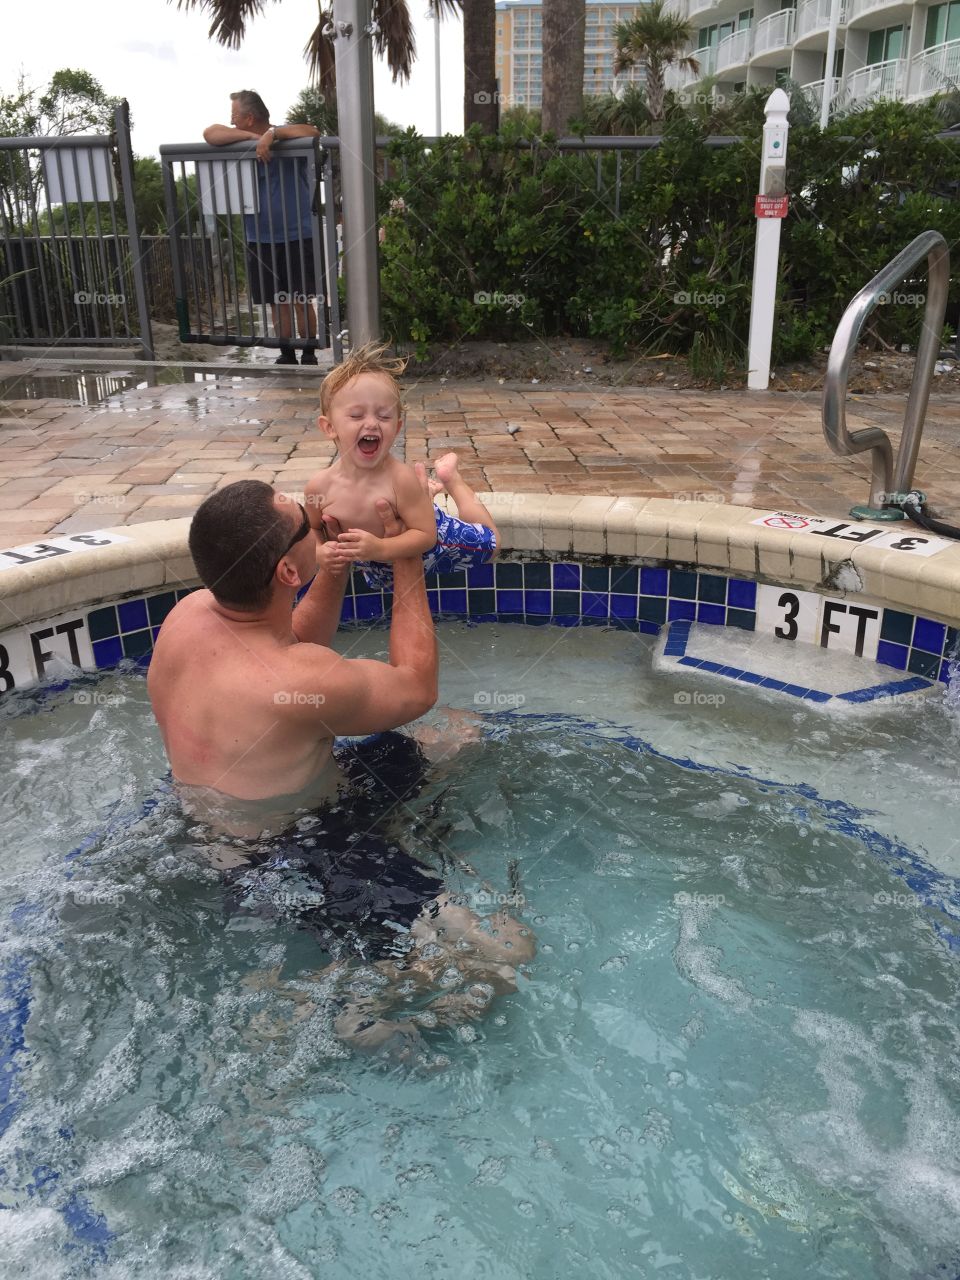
[
  {"xmin": 0, "ymin": 102, "xmax": 153, "ymax": 357},
  {"xmin": 159, "ymin": 137, "xmax": 342, "ymax": 362}
]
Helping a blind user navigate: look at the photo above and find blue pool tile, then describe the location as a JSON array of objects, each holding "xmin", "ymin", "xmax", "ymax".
[
  {"xmin": 737, "ymin": 671, "xmax": 765, "ymax": 686},
  {"xmin": 940, "ymin": 659, "xmax": 953, "ymax": 684},
  {"xmin": 92, "ymin": 637, "xmax": 123, "ymax": 670},
  {"xmin": 880, "ymin": 608, "xmax": 914, "ymax": 646},
  {"xmin": 423, "ymin": 572, "xmax": 441, "ymax": 591},
  {"xmin": 469, "ymin": 589, "xmax": 495, "ymax": 614},
  {"xmin": 697, "ymin": 659, "xmax": 725, "ymax": 674},
  {"xmin": 525, "ymin": 590, "xmax": 552, "ymax": 615},
  {"xmin": 610, "ymin": 594, "xmax": 638, "ymax": 619},
  {"xmin": 802, "ymin": 689, "xmax": 833, "ymax": 703},
  {"xmin": 352, "ymin": 572, "xmax": 377, "ymax": 595},
  {"xmin": 523, "ymin": 563, "xmax": 551, "ymax": 589},
  {"xmin": 726, "ymin": 609, "xmax": 756, "ymax": 632},
  {"xmin": 638, "ymin": 620, "xmax": 661, "ymax": 636},
  {"xmin": 696, "ymin": 603, "xmax": 726, "ymax": 626},
  {"xmin": 639, "ymin": 597, "xmax": 667, "ymax": 624},
  {"xmin": 495, "ymin": 563, "xmax": 523, "ymax": 588},
  {"xmin": 466, "ymin": 563, "xmax": 494, "ymax": 588},
  {"xmin": 946, "ymin": 627, "xmax": 959, "ymax": 660},
  {"xmin": 912, "ymin": 617, "xmax": 946, "ymax": 656},
  {"xmin": 876, "ymin": 640, "xmax": 908, "ymax": 670},
  {"xmin": 640, "ymin": 567, "xmax": 668, "ymax": 597},
  {"xmin": 426, "ymin": 590, "xmax": 439, "ymax": 612},
  {"xmin": 439, "ymin": 589, "xmax": 467, "ymax": 613},
  {"xmin": 87, "ymin": 606, "xmax": 118, "ymax": 642},
  {"xmin": 678, "ymin": 656, "xmax": 705, "ymax": 669},
  {"xmin": 552, "ymin": 616, "xmax": 581, "ymax": 628},
  {"xmin": 146, "ymin": 592, "xmax": 177, "ymax": 627},
  {"xmin": 496, "ymin": 590, "xmax": 524, "ymax": 614},
  {"xmin": 121, "ymin": 629, "xmax": 153, "ymax": 660},
  {"xmin": 583, "ymin": 566, "xmax": 610, "ymax": 592},
  {"xmin": 726, "ymin": 578, "xmax": 757, "ymax": 610},
  {"xmin": 715, "ymin": 664, "xmax": 747, "ymax": 679},
  {"xmin": 610, "ymin": 566, "xmax": 639, "ymax": 595},
  {"xmin": 552, "ymin": 563, "xmax": 580, "ymax": 590},
  {"xmin": 667, "ymin": 600, "xmax": 696, "ymax": 622},
  {"xmin": 339, "ymin": 597, "xmax": 356, "ymax": 622},
  {"xmin": 551, "ymin": 590, "xmax": 579, "ymax": 615},
  {"xmin": 437, "ymin": 570, "xmax": 467, "ymax": 589},
  {"xmin": 582, "ymin": 592, "xmax": 609, "ymax": 618},
  {"xmin": 698, "ymin": 574, "xmax": 727, "ymax": 604},
  {"xmin": 176, "ymin": 587, "xmax": 198, "ymax": 600},
  {"xmin": 669, "ymin": 569, "xmax": 697, "ymax": 600},
  {"xmin": 782, "ymin": 683, "xmax": 811, "ymax": 698},
  {"xmin": 908, "ymin": 649, "xmax": 940, "ymax": 679},
  {"xmin": 759, "ymin": 677, "xmax": 787, "ymax": 692},
  {"xmin": 117, "ymin": 599, "xmax": 148, "ymax": 634},
  {"xmin": 355, "ymin": 595, "xmax": 385, "ymax": 620}
]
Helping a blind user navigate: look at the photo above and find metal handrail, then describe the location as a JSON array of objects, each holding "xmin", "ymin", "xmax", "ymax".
[{"xmin": 822, "ymin": 229, "xmax": 949, "ymax": 515}]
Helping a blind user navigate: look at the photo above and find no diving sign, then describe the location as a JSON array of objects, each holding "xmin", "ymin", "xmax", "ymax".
[{"xmin": 751, "ymin": 512, "xmax": 952, "ymax": 556}]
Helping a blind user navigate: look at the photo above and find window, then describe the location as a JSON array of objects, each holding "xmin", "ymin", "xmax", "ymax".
[
  {"xmin": 925, "ymin": 2, "xmax": 960, "ymax": 46},
  {"xmin": 866, "ymin": 24, "xmax": 904, "ymax": 64},
  {"xmin": 734, "ymin": 80, "xmax": 746, "ymax": 91},
  {"xmin": 738, "ymin": 8, "xmax": 753, "ymax": 28},
  {"xmin": 719, "ymin": 20, "xmax": 735, "ymax": 41},
  {"xmin": 774, "ymin": 66, "xmax": 790, "ymax": 85}
]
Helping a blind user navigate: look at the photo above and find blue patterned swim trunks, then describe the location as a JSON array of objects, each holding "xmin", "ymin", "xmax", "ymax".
[{"xmin": 357, "ymin": 504, "xmax": 497, "ymax": 590}]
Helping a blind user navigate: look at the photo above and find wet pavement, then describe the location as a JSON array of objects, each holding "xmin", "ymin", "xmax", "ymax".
[{"xmin": 1, "ymin": 361, "xmax": 960, "ymax": 545}]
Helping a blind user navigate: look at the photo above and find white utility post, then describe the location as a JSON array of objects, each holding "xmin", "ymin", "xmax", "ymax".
[
  {"xmin": 747, "ymin": 88, "xmax": 790, "ymax": 391},
  {"xmin": 820, "ymin": 0, "xmax": 842, "ymax": 129},
  {"xmin": 434, "ymin": 6, "xmax": 442, "ymax": 134}
]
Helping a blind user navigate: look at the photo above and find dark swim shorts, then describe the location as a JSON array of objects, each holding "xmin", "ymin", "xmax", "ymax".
[{"xmin": 222, "ymin": 732, "xmax": 444, "ymax": 961}]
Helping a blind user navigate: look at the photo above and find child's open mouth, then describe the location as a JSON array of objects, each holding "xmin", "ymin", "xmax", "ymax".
[{"xmin": 358, "ymin": 434, "xmax": 381, "ymax": 458}]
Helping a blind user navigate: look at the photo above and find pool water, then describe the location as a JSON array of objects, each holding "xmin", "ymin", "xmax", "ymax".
[{"xmin": 1, "ymin": 622, "xmax": 959, "ymax": 1278}]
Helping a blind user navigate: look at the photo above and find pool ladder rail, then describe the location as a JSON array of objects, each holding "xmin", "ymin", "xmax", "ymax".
[{"xmin": 822, "ymin": 229, "xmax": 949, "ymax": 522}]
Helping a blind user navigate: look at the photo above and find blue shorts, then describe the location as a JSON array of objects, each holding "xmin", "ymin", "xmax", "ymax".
[{"xmin": 358, "ymin": 505, "xmax": 496, "ymax": 590}]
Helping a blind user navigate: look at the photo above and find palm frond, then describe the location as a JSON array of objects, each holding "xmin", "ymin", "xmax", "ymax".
[
  {"xmin": 174, "ymin": 0, "xmax": 271, "ymax": 49},
  {"xmin": 372, "ymin": 0, "xmax": 417, "ymax": 83},
  {"xmin": 428, "ymin": 0, "xmax": 461, "ymax": 16}
]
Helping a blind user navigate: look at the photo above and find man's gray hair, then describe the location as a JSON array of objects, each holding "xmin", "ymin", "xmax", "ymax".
[{"xmin": 230, "ymin": 90, "xmax": 269, "ymax": 123}]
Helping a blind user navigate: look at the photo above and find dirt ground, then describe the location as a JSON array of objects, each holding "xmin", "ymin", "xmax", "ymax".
[{"xmin": 149, "ymin": 324, "xmax": 960, "ymax": 395}]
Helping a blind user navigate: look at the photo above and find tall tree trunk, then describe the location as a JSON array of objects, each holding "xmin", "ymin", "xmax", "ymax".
[
  {"xmin": 463, "ymin": 0, "xmax": 498, "ymax": 132},
  {"xmin": 541, "ymin": 0, "xmax": 585, "ymax": 135},
  {"xmin": 647, "ymin": 59, "xmax": 666, "ymax": 122}
]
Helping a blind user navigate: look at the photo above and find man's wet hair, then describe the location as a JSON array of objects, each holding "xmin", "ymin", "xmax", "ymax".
[
  {"xmin": 320, "ymin": 342, "xmax": 408, "ymax": 418},
  {"xmin": 230, "ymin": 90, "xmax": 269, "ymax": 123},
  {"xmin": 189, "ymin": 480, "xmax": 294, "ymax": 611}
]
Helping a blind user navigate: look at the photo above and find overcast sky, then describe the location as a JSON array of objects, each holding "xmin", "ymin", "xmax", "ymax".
[{"xmin": 2, "ymin": 0, "xmax": 466, "ymax": 157}]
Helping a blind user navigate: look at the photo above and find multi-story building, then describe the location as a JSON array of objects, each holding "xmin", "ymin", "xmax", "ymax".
[
  {"xmin": 667, "ymin": 0, "xmax": 960, "ymax": 112},
  {"xmin": 495, "ymin": 0, "xmax": 648, "ymax": 108},
  {"xmin": 494, "ymin": 0, "xmax": 959, "ymax": 115}
]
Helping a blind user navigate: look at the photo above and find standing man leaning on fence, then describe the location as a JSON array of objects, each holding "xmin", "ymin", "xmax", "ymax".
[{"xmin": 204, "ymin": 90, "xmax": 321, "ymax": 366}]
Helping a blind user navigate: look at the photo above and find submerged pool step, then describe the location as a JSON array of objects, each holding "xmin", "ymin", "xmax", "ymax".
[{"xmin": 654, "ymin": 620, "xmax": 936, "ymax": 712}]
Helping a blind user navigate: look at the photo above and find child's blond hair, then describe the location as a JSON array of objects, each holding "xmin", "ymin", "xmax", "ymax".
[{"xmin": 319, "ymin": 342, "xmax": 408, "ymax": 418}]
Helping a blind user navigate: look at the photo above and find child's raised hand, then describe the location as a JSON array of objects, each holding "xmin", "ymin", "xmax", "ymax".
[
  {"xmin": 316, "ymin": 537, "xmax": 351, "ymax": 575},
  {"xmin": 336, "ymin": 528, "xmax": 382, "ymax": 561}
]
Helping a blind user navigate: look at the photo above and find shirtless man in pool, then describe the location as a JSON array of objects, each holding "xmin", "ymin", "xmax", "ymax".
[{"xmin": 148, "ymin": 478, "xmax": 533, "ymax": 1052}]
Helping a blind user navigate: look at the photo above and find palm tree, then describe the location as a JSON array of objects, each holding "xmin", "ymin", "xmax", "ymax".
[
  {"xmin": 614, "ymin": 0, "xmax": 699, "ymax": 124},
  {"xmin": 541, "ymin": 0, "xmax": 585, "ymax": 135}
]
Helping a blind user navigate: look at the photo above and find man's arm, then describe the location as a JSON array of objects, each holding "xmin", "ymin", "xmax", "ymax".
[
  {"xmin": 292, "ymin": 563, "xmax": 349, "ymax": 647},
  {"xmin": 203, "ymin": 124, "xmax": 258, "ymax": 145}
]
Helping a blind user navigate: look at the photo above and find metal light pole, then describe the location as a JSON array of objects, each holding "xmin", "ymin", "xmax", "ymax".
[
  {"xmin": 329, "ymin": 0, "xmax": 381, "ymax": 347},
  {"xmin": 434, "ymin": 6, "xmax": 442, "ymax": 134},
  {"xmin": 747, "ymin": 88, "xmax": 790, "ymax": 391},
  {"xmin": 820, "ymin": 0, "xmax": 842, "ymax": 129}
]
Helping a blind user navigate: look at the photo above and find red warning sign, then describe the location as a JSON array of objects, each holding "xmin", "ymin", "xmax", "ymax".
[
  {"xmin": 755, "ymin": 195, "xmax": 788, "ymax": 219},
  {"xmin": 762, "ymin": 515, "xmax": 810, "ymax": 529}
]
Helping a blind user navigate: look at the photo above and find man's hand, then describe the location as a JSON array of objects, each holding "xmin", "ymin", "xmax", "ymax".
[
  {"xmin": 255, "ymin": 129, "xmax": 275, "ymax": 163},
  {"xmin": 316, "ymin": 538, "xmax": 351, "ymax": 575}
]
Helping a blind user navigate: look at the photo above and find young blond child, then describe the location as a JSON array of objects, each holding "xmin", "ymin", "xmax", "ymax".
[{"xmin": 304, "ymin": 344, "xmax": 499, "ymax": 586}]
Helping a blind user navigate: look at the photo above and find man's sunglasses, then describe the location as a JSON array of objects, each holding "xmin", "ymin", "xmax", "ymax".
[{"xmin": 265, "ymin": 503, "xmax": 312, "ymax": 586}]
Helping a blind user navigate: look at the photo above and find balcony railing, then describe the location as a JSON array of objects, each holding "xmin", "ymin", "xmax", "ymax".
[
  {"xmin": 752, "ymin": 9, "xmax": 796, "ymax": 57},
  {"xmin": 717, "ymin": 28, "xmax": 754, "ymax": 72},
  {"xmin": 845, "ymin": 58, "xmax": 906, "ymax": 100},
  {"xmin": 688, "ymin": 0, "xmax": 716, "ymax": 16},
  {"xmin": 800, "ymin": 76, "xmax": 843, "ymax": 108},
  {"xmin": 847, "ymin": 0, "xmax": 902, "ymax": 22},
  {"xmin": 691, "ymin": 44, "xmax": 718, "ymax": 78},
  {"xmin": 912, "ymin": 38, "xmax": 960, "ymax": 97},
  {"xmin": 795, "ymin": 0, "xmax": 847, "ymax": 41}
]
